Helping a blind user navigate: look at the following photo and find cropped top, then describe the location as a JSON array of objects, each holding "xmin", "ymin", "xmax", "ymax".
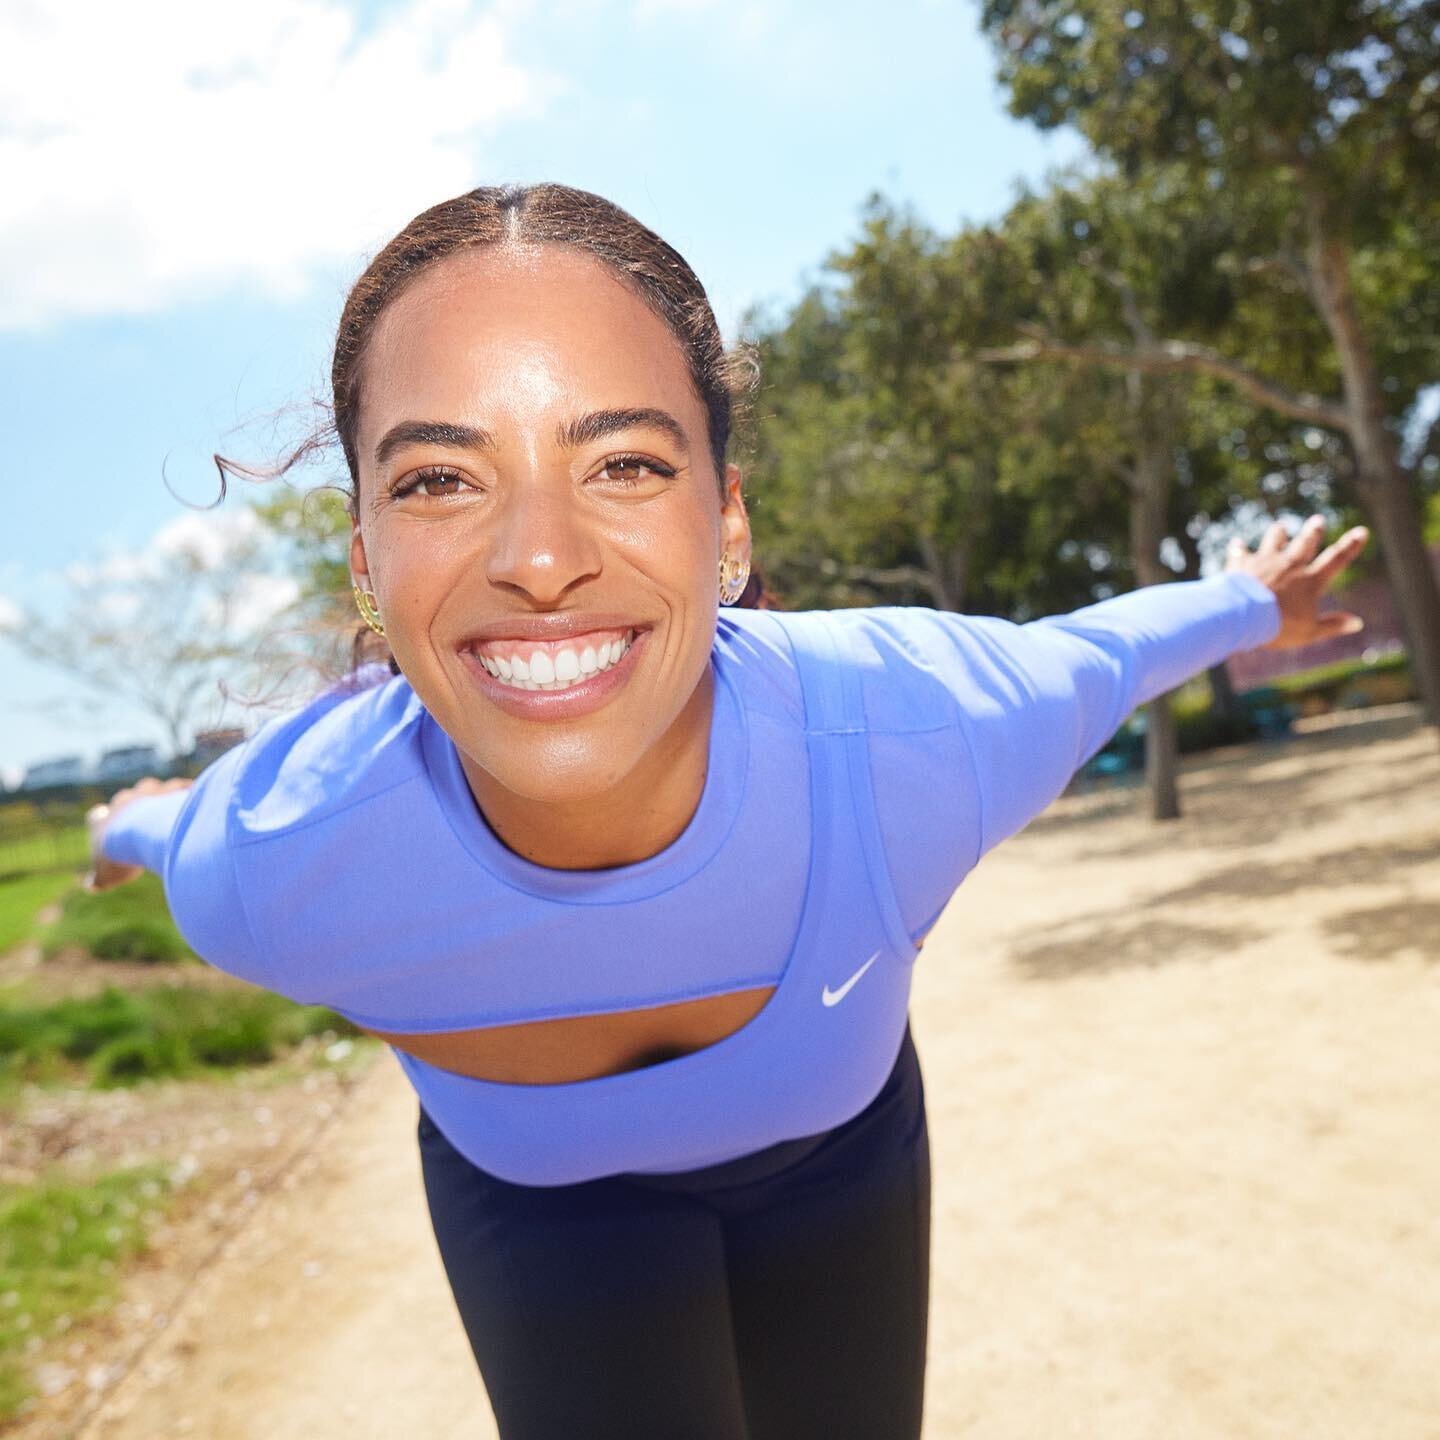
[{"xmin": 104, "ymin": 572, "xmax": 1280, "ymax": 1185}]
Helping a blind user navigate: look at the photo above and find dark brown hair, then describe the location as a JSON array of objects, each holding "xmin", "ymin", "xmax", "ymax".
[
  {"xmin": 224, "ymin": 182, "xmax": 779, "ymax": 676},
  {"xmin": 336, "ymin": 183, "xmax": 754, "ymax": 500}
]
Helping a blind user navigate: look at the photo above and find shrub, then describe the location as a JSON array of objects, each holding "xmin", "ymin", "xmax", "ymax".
[
  {"xmin": 0, "ymin": 983, "xmax": 360, "ymax": 1089},
  {"xmin": 1266, "ymin": 651, "xmax": 1413, "ymax": 709},
  {"xmin": 39, "ymin": 874, "xmax": 192, "ymax": 964}
]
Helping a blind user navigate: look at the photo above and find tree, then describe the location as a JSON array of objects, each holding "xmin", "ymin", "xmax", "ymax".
[
  {"xmin": 977, "ymin": 0, "xmax": 1440, "ymax": 727},
  {"xmin": 0, "ymin": 508, "xmax": 298, "ymax": 758},
  {"xmin": 741, "ymin": 197, "xmax": 1127, "ymax": 620},
  {"xmin": 249, "ymin": 483, "xmax": 392, "ymax": 680}
]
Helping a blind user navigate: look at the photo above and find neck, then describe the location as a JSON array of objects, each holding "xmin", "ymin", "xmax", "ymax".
[{"xmin": 457, "ymin": 664, "xmax": 716, "ymax": 872}]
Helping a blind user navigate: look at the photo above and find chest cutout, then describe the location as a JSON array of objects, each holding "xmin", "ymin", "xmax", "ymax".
[{"xmin": 361, "ymin": 984, "xmax": 778, "ymax": 1086}]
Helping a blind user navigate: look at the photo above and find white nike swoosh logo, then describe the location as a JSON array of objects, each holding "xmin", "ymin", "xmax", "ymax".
[{"xmin": 822, "ymin": 951, "xmax": 881, "ymax": 1007}]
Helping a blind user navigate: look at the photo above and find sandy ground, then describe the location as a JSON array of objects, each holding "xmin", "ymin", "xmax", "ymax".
[{"xmin": 30, "ymin": 702, "xmax": 1440, "ymax": 1439}]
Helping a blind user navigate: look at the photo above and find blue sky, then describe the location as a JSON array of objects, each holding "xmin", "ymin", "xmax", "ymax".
[{"xmin": 0, "ymin": 0, "xmax": 1085, "ymax": 782}]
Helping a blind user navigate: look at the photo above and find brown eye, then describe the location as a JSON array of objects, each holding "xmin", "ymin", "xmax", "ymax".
[
  {"xmin": 595, "ymin": 454, "xmax": 676, "ymax": 488},
  {"xmin": 391, "ymin": 466, "xmax": 468, "ymax": 500}
]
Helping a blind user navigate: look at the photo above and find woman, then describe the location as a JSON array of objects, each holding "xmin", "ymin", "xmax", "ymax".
[{"xmin": 88, "ymin": 183, "xmax": 1368, "ymax": 1439}]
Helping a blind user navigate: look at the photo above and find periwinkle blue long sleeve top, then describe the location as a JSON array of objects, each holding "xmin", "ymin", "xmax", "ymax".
[{"xmin": 104, "ymin": 572, "xmax": 1280, "ymax": 1184}]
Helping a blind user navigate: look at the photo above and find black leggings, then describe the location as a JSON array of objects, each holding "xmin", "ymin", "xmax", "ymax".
[{"xmin": 417, "ymin": 1022, "xmax": 932, "ymax": 1439}]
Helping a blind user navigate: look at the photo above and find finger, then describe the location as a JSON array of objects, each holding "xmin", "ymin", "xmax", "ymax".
[
  {"xmin": 1306, "ymin": 526, "xmax": 1369, "ymax": 585},
  {"xmin": 1312, "ymin": 610, "xmax": 1365, "ymax": 640},
  {"xmin": 1287, "ymin": 514, "xmax": 1326, "ymax": 561},
  {"xmin": 1258, "ymin": 519, "xmax": 1290, "ymax": 556},
  {"xmin": 1225, "ymin": 536, "xmax": 1249, "ymax": 568}
]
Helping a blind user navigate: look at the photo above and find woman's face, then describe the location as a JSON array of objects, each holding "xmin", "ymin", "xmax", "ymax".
[{"xmin": 348, "ymin": 243, "xmax": 750, "ymax": 807}]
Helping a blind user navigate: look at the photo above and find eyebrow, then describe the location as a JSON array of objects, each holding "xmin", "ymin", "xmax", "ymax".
[{"xmin": 372, "ymin": 407, "xmax": 691, "ymax": 468}]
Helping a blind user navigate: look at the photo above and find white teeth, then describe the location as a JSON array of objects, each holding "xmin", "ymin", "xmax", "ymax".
[{"xmin": 475, "ymin": 629, "xmax": 635, "ymax": 692}]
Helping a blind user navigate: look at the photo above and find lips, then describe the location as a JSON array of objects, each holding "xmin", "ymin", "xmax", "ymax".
[
  {"xmin": 457, "ymin": 612, "xmax": 648, "ymax": 646},
  {"xmin": 456, "ymin": 624, "xmax": 651, "ymax": 719}
]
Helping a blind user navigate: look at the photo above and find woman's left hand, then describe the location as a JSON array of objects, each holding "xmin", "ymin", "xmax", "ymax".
[{"xmin": 1225, "ymin": 516, "xmax": 1370, "ymax": 651}]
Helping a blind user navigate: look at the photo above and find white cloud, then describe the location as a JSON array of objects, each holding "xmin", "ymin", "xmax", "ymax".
[
  {"xmin": 56, "ymin": 505, "xmax": 299, "ymax": 637},
  {"xmin": 62, "ymin": 506, "xmax": 262, "ymax": 584},
  {"xmin": 0, "ymin": 0, "xmax": 561, "ymax": 330},
  {"xmin": 200, "ymin": 571, "xmax": 303, "ymax": 632},
  {"xmin": 153, "ymin": 505, "xmax": 266, "ymax": 569},
  {"xmin": 0, "ymin": 594, "xmax": 21, "ymax": 630}
]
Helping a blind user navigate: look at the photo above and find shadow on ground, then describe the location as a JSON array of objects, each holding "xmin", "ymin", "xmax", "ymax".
[
  {"xmin": 1139, "ymin": 837, "xmax": 1439, "ymax": 909},
  {"xmin": 1322, "ymin": 900, "xmax": 1440, "ymax": 964},
  {"xmin": 1008, "ymin": 917, "xmax": 1252, "ymax": 982}
]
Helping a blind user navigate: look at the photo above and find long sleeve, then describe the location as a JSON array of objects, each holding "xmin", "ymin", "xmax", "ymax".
[
  {"xmin": 99, "ymin": 740, "xmax": 270, "ymax": 986},
  {"xmin": 855, "ymin": 569, "xmax": 1281, "ymax": 944},
  {"xmin": 938, "ymin": 570, "xmax": 1279, "ymax": 859}
]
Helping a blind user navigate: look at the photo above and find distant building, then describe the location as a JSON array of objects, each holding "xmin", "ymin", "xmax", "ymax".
[
  {"xmin": 96, "ymin": 744, "xmax": 165, "ymax": 783},
  {"xmin": 21, "ymin": 754, "xmax": 89, "ymax": 789}
]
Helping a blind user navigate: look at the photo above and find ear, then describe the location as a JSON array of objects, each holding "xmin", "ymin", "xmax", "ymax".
[
  {"xmin": 349, "ymin": 513, "xmax": 371, "ymax": 592},
  {"xmin": 719, "ymin": 462, "xmax": 751, "ymax": 563}
]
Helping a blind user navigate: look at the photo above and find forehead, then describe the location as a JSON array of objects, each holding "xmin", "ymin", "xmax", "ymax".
[{"xmin": 358, "ymin": 244, "xmax": 702, "ymax": 447}]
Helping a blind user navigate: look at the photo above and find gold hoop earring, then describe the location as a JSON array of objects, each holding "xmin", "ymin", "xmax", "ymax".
[
  {"xmin": 352, "ymin": 583, "xmax": 386, "ymax": 637},
  {"xmin": 718, "ymin": 553, "xmax": 750, "ymax": 606}
]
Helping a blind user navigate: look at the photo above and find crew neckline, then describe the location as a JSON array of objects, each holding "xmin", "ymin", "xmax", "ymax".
[{"xmin": 419, "ymin": 650, "xmax": 750, "ymax": 904}]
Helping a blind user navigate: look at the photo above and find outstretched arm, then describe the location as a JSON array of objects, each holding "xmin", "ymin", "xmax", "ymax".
[
  {"xmin": 85, "ymin": 776, "xmax": 194, "ymax": 892},
  {"xmin": 923, "ymin": 519, "xmax": 1370, "ymax": 861},
  {"xmin": 83, "ymin": 743, "xmax": 269, "ymax": 985}
]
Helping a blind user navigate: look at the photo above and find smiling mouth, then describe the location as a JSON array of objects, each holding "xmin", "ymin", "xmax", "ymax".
[{"xmin": 463, "ymin": 627, "xmax": 640, "ymax": 692}]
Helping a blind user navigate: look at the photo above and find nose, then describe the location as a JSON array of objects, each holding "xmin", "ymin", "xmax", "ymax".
[{"xmin": 483, "ymin": 481, "xmax": 603, "ymax": 605}]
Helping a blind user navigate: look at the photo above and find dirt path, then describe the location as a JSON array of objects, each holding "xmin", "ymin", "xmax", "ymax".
[{"xmin": 69, "ymin": 704, "xmax": 1440, "ymax": 1439}]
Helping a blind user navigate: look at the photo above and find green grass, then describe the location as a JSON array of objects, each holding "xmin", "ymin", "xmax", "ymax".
[
  {"xmin": 0, "ymin": 1162, "xmax": 173, "ymax": 1422},
  {"xmin": 1267, "ymin": 649, "xmax": 1409, "ymax": 693},
  {"xmin": 0, "ymin": 874, "xmax": 77, "ymax": 957},
  {"xmin": 39, "ymin": 874, "xmax": 193, "ymax": 965},
  {"xmin": 0, "ymin": 983, "xmax": 359, "ymax": 1090},
  {"xmin": 0, "ymin": 823, "xmax": 87, "ymax": 884}
]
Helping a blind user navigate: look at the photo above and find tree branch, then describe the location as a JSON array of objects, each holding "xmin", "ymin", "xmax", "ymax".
[
  {"xmin": 973, "ymin": 328, "xmax": 1348, "ymax": 431},
  {"xmin": 799, "ymin": 554, "xmax": 954, "ymax": 609}
]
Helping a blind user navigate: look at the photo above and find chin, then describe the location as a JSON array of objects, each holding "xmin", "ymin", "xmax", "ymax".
[{"xmin": 466, "ymin": 730, "xmax": 646, "ymax": 806}]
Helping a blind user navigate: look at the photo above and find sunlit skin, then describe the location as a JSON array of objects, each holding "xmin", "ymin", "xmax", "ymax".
[{"xmin": 347, "ymin": 243, "xmax": 752, "ymax": 874}]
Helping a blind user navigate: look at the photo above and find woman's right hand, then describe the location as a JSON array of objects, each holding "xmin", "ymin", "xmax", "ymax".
[{"xmin": 84, "ymin": 776, "xmax": 194, "ymax": 892}]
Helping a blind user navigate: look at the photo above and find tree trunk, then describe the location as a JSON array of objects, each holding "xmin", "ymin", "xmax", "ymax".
[
  {"xmin": 916, "ymin": 529, "xmax": 967, "ymax": 612},
  {"xmin": 1303, "ymin": 190, "xmax": 1440, "ymax": 731},
  {"xmin": 1174, "ymin": 520, "xmax": 1247, "ymax": 725},
  {"xmin": 1207, "ymin": 660, "xmax": 1245, "ymax": 728},
  {"xmin": 1127, "ymin": 400, "xmax": 1181, "ymax": 821}
]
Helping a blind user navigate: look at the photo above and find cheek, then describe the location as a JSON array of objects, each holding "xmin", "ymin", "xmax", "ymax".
[
  {"xmin": 619, "ymin": 495, "xmax": 721, "ymax": 580},
  {"xmin": 367, "ymin": 528, "xmax": 466, "ymax": 609}
]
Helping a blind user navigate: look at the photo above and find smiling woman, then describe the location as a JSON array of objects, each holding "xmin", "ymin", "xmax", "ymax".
[{"xmin": 86, "ymin": 182, "xmax": 1367, "ymax": 1439}]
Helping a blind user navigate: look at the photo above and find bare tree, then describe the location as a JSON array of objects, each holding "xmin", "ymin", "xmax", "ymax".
[{"xmin": 1, "ymin": 509, "xmax": 298, "ymax": 760}]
